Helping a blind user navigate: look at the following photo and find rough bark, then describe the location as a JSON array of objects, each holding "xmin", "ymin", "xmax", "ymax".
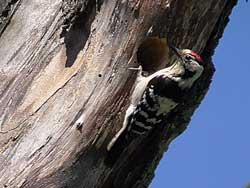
[{"xmin": 0, "ymin": 0, "xmax": 237, "ymax": 188}]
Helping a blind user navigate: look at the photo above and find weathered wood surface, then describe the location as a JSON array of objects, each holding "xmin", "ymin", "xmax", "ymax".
[{"xmin": 0, "ymin": 0, "xmax": 237, "ymax": 187}]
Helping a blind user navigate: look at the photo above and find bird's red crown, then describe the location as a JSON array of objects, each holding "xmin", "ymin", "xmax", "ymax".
[{"xmin": 190, "ymin": 51, "xmax": 204, "ymax": 64}]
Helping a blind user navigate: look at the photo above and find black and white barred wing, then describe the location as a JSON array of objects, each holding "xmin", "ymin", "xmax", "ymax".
[{"xmin": 107, "ymin": 75, "xmax": 182, "ymax": 152}]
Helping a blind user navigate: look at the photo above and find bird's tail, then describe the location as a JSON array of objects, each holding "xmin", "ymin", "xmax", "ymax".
[{"xmin": 105, "ymin": 128, "xmax": 132, "ymax": 166}]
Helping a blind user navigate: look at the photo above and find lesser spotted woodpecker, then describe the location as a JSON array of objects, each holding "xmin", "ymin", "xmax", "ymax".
[{"xmin": 107, "ymin": 45, "xmax": 205, "ymax": 161}]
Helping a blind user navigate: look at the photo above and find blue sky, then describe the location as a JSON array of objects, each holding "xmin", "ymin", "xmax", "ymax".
[{"xmin": 151, "ymin": 1, "xmax": 250, "ymax": 188}]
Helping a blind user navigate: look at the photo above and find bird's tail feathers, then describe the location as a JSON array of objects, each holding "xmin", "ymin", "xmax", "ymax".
[{"xmin": 105, "ymin": 128, "xmax": 132, "ymax": 165}]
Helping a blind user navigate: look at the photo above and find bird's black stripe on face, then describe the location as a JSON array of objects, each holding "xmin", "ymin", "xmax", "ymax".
[{"xmin": 182, "ymin": 69, "xmax": 196, "ymax": 79}]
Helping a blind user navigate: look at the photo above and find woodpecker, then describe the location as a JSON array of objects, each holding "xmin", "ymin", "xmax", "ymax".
[{"xmin": 106, "ymin": 45, "xmax": 205, "ymax": 163}]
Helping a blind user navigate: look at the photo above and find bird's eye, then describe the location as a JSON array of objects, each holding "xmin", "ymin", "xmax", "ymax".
[{"xmin": 185, "ymin": 56, "xmax": 192, "ymax": 61}]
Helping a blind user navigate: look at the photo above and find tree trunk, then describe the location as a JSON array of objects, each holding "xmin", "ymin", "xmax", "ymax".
[{"xmin": 0, "ymin": 0, "xmax": 237, "ymax": 187}]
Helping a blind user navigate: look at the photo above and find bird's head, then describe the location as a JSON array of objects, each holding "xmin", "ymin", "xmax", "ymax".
[{"xmin": 170, "ymin": 45, "xmax": 204, "ymax": 74}]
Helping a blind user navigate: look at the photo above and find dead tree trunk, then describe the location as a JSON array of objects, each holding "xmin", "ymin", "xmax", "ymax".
[{"xmin": 0, "ymin": 0, "xmax": 237, "ymax": 187}]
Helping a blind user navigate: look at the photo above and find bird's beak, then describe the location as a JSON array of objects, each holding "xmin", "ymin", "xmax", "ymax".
[{"xmin": 169, "ymin": 45, "xmax": 183, "ymax": 59}]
